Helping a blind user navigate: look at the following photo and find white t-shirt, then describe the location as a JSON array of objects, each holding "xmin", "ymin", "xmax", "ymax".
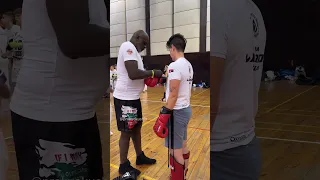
[
  {"xmin": 113, "ymin": 41, "xmax": 144, "ymax": 100},
  {"xmin": 210, "ymin": 0, "xmax": 266, "ymax": 151},
  {"xmin": 10, "ymin": 0, "xmax": 109, "ymax": 122},
  {"xmin": 166, "ymin": 57, "xmax": 193, "ymax": 110}
]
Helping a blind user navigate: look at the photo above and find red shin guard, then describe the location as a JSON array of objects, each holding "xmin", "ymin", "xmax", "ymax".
[{"xmin": 170, "ymin": 154, "xmax": 185, "ymax": 180}]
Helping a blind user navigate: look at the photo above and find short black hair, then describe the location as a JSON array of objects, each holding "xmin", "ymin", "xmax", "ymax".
[{"xmin": 166, "ymin": 33, "xmax": 187, "ymax": 52}]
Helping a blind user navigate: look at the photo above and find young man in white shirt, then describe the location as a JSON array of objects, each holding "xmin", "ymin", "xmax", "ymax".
[
  {"xmin": 113, "ymin": 30, "xmax": 163, "ymax": 176},
  {"xmin": 210, "ymin": 0, "xmax": 266, "ymax": 179},
  {"xmin": 9, "ymin": 0, "xmax": 109, "ymax": 179},
  {"xmin": 153, "ymin": 34, "xmax": 193, "ymax": 180}
]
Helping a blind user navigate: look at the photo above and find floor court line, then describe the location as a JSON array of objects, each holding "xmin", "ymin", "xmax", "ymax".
[
  {"xmin": 102, "ymin": 121, "xmax": 210, "ymax": 132},
  {"xmin": 256, "ymin": 127, "xmax": 320, "ymax": 135},
  {"xmin": 256, "ymin": 121, "xmax": 320, "ymax": 128},
  {"xmin": 265, "ymin": 86, "xmax": 317, "ymax": 113},
  {"xmin": 258, "ymin": 136, "xmax": 320, "ymax": 145},
  {"xmin": 191, "ymin": 88, "xmax": 209, "ymax": 98},
  {"xmin": 260, "ymin": 107, "xmax": 320, "ymax": 113},
  {"xmin": 271, "ymin": 112, "xmax": 320, "ymax": 118},
  {"xmin": 140, "ymin": 100, "xmax": 209, "ymax": 108}
]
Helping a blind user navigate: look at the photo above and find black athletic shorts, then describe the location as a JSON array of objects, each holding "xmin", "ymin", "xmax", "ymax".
[
  {"xmin": 11, "ymin": 111, "xmax": 103, "ymax": 180},
  {"xmin": 114, "ymin": 97, "xmax": 143, "ymax": 132}
]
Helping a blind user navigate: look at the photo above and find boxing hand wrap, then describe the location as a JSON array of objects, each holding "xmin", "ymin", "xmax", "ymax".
[
  {"xmin": 0, "ymin": 70, "xmax": 7, "ymax": 85},
  {"xmin": 144, "ymin": 77, "xmax": 160, "ymax": 87},
  {"xmin": 153, "ymin": 106, "xmax": 172, "ymax": 138}
]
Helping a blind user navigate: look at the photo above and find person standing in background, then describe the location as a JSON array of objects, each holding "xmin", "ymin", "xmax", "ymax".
[
  {"xmin": 112, "ymin": 64, "xmax": 117, "ymax": 90},
  {"xmin": 161, "ymin": 65, "xmax": 168, "ymax": 101},
  {"xmin": 110, "ymin": 65, "xmax": 117, "ymax": 92},
  {"xmin": 6, "ymin": 9, "xmax": 23, "ymax": 92},
  {"xmin": 210, "ymin": 0, "xmax": 266, "ymax": 179},
  {"xmin": 109, "ymin": 64, "xmax": 117, "ymax": 135}
]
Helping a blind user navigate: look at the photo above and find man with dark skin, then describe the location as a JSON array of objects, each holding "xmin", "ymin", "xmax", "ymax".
[
  {"xmin": 113, "ymin": 30, "xmax": 163, "ymax": 176},
  {"xmin": 9, "ymin": 0, "xmax": 109, "ymax": 179}
]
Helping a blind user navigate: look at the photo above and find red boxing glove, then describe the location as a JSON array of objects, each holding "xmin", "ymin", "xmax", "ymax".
[
  {"xmin": 144, "ymin": 77, "xmax": 159, "ymax": 87},
  {"xmin": 153, "ymin": 106, "xmax": 173, "ymax": 138}
]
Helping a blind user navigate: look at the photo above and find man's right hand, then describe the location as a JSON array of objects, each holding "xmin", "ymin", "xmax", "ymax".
[{"xmin": 153, "ymin": 70, "xmax": 163, "ymax": 78}]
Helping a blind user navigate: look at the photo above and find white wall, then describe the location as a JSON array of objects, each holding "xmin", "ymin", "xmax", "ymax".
[
  {"xmin": 126, "ymin": 0, "xmax": 146, "ymax": 56},
  {"xmin": 110, "ymin": 0, "xmax": 126, "ymax": 58},
  {"xmin": 111, "ymin": 0, "xmax": 208, "ymax": 57},
  {"xmin": 150, "ymin": 0, "xmax": 173, "ymax": 56},
  {"xmin": 174, "ymin": 0, "xmax": 200, "ymax": 53},
  {"xmin": 207, "ymin": 0, "xmax": 210, "ymax": 51},
  {"xmin": 110, "ymin": 0, "xmax": 146, "ymax": 58}
]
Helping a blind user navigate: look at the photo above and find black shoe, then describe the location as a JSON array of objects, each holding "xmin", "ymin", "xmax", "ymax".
[
  {"xmin": 119, "ymin": 160, "xmax": 141, "ymax": 176},
  {"xmin": 136, "ymin": 151, "xmax": 156, "ymax": 165}
]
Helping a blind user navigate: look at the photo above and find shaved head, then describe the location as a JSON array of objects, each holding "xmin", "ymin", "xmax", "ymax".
[
  {"xmin": 130, "ymin": 30, "xmax": 149, "ymax": 52},
  {"xmin": 132, "ymin": 30, "xmax": 148, "ymax": 38}
]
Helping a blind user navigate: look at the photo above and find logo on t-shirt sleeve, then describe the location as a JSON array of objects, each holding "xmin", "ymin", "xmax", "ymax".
[
  {"xmin": 127, "ymin": 49, "xmax": 133, "ymax": 55},
  {"xmin": 169, "ymin": 69, "xmax": 174, "ymax": 73}
]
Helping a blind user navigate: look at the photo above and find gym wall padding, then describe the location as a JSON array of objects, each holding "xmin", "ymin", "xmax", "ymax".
[
  {"xmin": 110, "ymin": 0, "xmax": 146, "ymax": 58},
  {"xmin": 150, "ymin": 0, "xmax": 173, "ymax": 56},
  {"xmin": 173, "ymin": 0, "xmax": 200, "ymax": 53},
  {"xmin": 110, "ymin": 0, "xmax": 210, "ymax": 84},
  {"xmin": 125, "ymin": 0, "xmax": 146, "ymax": 56},
  {"xmin": 110, "ymin": 0, "xmax": 127, "ymax": 58},
  {"xmin": 206, "ymin": 0, "xmax": 210, "ymax": 51}
]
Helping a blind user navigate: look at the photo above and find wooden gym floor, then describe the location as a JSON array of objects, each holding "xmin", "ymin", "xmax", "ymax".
[
  {"xmin": 1, "ymin": 81, "xmax": 319, "ymax": 180},
  {"xmin": 109, "ymin": 86, "xmax": 210, "ymax": 180},
  {"xmin": 257, "ymin": 81, "xmax": 320, "ymax": 180}
]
